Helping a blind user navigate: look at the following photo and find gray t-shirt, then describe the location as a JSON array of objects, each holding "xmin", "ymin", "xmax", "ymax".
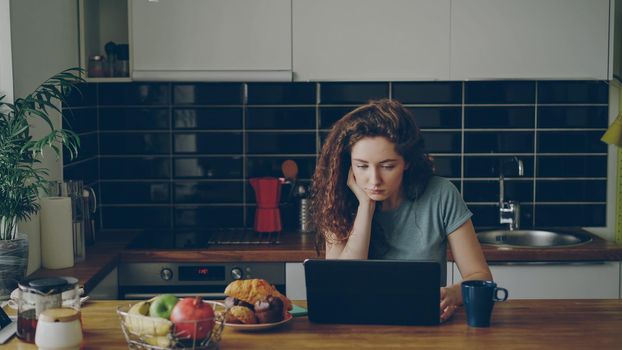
[{"xmin": 369, "ymin": 176, "xmax": 472, "ymax": 286}]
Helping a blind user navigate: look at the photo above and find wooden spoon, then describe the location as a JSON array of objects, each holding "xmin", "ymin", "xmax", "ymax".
[
  {"xmin": 281, "ymin": 160, "xmax": 298, "ymax": 182},
  {"xmin": 281, "ymin": 160, "xmax": 298, "ymax": 201}
]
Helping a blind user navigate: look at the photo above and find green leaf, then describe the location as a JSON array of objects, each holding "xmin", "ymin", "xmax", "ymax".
[{"xmin": 0, "ymin": 67, "xmax": 83, "ymax": 239}]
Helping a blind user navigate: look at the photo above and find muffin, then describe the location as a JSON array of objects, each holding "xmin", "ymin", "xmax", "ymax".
[{"xmin": 254, "ymin": 296, "xmax": 284, "ymax": 323}]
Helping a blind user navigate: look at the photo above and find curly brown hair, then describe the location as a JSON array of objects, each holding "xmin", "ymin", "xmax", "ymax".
[{"xmin": 309, "ymin": 99, "xmax": 434, "ymax": 249}]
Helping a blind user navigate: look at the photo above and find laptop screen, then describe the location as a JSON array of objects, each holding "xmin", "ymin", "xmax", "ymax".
[{"xmin": 304, "ymin": 259, "xmax": 441, "ymax": 325}]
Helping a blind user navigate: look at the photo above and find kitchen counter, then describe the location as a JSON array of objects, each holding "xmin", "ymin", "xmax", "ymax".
[
  {"xmin": 120, "ymin": 229, "xmax": 622, "ymax": 263},
  {"xmin": 4, "ymin": 299, "xmax": 622, "ymax": 349},
  {"xmin": 27, "ymin": 233, "xmax": 138, "ymax": 294},
  {"xmin": 120, "ymin": 231, "xmax": 320, "ymax": 263},
  {"xmin": 27, "ymin": 230, "xmax": 622, "ymax": 296},
  {"xmin": 477, "ymin": 235, "xmax": 622, "ymax": 261}
]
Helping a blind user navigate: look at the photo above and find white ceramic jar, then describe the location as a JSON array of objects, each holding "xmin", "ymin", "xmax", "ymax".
[{"xmin": 35, "ymin": 308, "xmax": 82, "ymax": 350}]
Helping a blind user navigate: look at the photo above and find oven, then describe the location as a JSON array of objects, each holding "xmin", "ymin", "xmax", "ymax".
[
  {"xmin": 119, "ymin": 230, "xmax": 286, "ymax": 300},
  {"xmin": 118, "ymin": 262, "xmax": 286, "ymax": 300}
]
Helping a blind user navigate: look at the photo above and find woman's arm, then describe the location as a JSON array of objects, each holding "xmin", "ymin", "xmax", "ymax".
[
  {"xmin": 440, "ymin": 218, "xmax": 492, "ymax": 321},
  {"xmin": 326, "ymin": 201, "xmax": 375, "ymax": 259},
  {"xmin": 325, "ymin": 168, "xmax": 376, "ymax": 259}
]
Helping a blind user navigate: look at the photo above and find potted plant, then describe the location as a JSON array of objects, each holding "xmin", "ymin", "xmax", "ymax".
[{"xmin": 0, "ymin": 68, "xmax": 83, "ymax": 299}]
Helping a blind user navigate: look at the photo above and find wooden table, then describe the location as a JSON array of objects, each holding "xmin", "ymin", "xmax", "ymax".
[{"xmin": 4, "ymin": 299, "xmax": 622, "ymax": 349}]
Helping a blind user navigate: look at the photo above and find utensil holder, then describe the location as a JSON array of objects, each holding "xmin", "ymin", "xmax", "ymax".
[{"xmin": 299, "ymin": 198, "xmax": 312, "ymax": 233}]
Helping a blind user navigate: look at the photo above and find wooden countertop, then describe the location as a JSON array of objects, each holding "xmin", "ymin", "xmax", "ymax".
[
  {"xmin": 120, "ymin": 231, "xmax": 321, "ymax": 263},
  {"xmin": 26, "ymin": 230, "xmax": 622, "ymax": 297},
  {"xmin": 120, "ymin": 229, "xmax": 622, "ymax": 263},
  {"xmin": 4, "ymin": 299, "xmax": 622, "ymax": 349},
  {"xmin": 477, "ymin": 234, "xmax": 622, "ymax": 262},
  {"xmin": 27, "ymin": 233, "xmax": 138, "ymax": 295}
]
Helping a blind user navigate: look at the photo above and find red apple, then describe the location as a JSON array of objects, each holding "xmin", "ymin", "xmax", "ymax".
[{"xmin": 170, "ymin": 296, "xmax": 215, "ymax": 341}]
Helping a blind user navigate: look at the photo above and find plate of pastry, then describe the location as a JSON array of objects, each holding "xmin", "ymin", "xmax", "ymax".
[{"xmin": 222, "ymin": 279, "xmax": 294, "ymax": 332}]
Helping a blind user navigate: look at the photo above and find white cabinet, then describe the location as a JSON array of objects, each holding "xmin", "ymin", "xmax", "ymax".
[
  {"xmin": 130, "ymin": 0, "xmax": 292, "ymax": 81},
  {"xmin": 292, "ymin": 0, "xmax": 450, "ymax": 81},
  {"xmin": 79, "ymin": 0, "xmax": 131, "ymax": 82},
  {"xmin": 285, "ymin": 263, "xmax": 306, "ymax": 300},
  {"xmin": 450, "ymin": 0, "xmax": 611, "ymax": 80},
  {"xmin": 89, "ymin": 267, "xmax": 118, "ymax": 300},
  {"xmin": 454, "ymin": 262, "xmax": 620, "ymax": 299}
]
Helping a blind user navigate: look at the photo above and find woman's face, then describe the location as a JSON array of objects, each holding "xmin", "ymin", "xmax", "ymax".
[{"xmin": 350, "ymin": 136, "xmax": 407, "ymax": 209}]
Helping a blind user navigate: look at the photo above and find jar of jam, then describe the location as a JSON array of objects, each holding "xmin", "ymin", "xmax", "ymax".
[{"xmin": 88, "ymin": 55, "xmax": 104, "ymax": 77}]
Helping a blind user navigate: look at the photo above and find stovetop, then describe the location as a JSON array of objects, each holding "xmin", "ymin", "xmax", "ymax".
[{"xmin": 127, "ymin": 229, "xmax": 281, "ymax": 250}]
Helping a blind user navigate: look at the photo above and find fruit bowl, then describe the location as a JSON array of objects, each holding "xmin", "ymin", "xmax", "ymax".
[{"xmin": 117, "ymin": 301, "xmax": 228, "ymax": 350}]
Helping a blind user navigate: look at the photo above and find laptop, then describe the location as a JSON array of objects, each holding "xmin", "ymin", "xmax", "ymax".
[{"xmin": 303, "ymin": 259, "xmax": 440, "ymax": 325}]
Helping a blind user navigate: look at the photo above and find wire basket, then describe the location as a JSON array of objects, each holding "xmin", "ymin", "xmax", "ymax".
[{"xmin": 117, "ymin": 301, "xmax": 228, "ymax": 350}]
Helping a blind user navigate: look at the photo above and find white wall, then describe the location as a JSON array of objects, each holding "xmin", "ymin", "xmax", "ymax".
[
  {"xmin": 0, "ymin": 0, "xmax": 13, "ymax": 102},
  {"xmin": 9, "ymin": 0, "xmax": 79, "ymax": 274},
  {"xmin": 10, "ymin": 0, "xmax": 79, "ymax": 182}
]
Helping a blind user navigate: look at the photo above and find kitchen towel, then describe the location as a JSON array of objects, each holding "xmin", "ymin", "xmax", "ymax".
[
  {"xmin": 601, "ymin": 80, "xmax": 622, "ymax": 243},
  {"xmin": 40, "ymin": 197, "xmax": 74, "ymax": 269},
  {"xmin": 19, "ymin": 206, "xmax": 41, "ymax": 275}
]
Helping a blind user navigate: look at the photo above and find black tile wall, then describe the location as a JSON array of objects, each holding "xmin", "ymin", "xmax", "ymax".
[
  {"xmin": 173, "ymin": 83, "xmax": 243, "ymax": 105},
  {"xmin": 537, "ymin": 81, "xmax": 608, "ymax": 104},
  {"xmin": 408, "ymin": 107, "xmax": 462, "ymax": 129},
  {"xmin": 320, "ymin": 82, "xmax": 389, "ymax": 104},
  {"xmin": 63, "ymin": 84, "xmax": 98, "ymax": 187},
  {"xmin": 173, "ymin": 132, "xmax": 243, "ymax": 154},
  {"xmin": 465, "ymin": 81, "xmax": 536, "ymax": 104},
  {"xmin": 100, "ymin": 108, "xmax": 170, "ymax": 130},
  {"xmin": 246, "ymin": 107, "xmax": 316, "ymax": 130},
  {"xmin": 63, "ymin": 80, "xmax": 609, "ymax": 232},
  {"xmin": 174, "ymin": 108, "xmax": 243, "ymax": 129},
  {"xmin": 247, "ymin": 83, "xmax": 316, "ymax": 105},
  {"xmin": 100, "ymin": 83, "xmax": 170, "ymax": 105},
  {"xmin": 393, "ymin": 82, "xmax": 461, "ymax": 104},
  {"xmin": 464, "ymin": 107, "xmax": 535, "ymax": 129}
]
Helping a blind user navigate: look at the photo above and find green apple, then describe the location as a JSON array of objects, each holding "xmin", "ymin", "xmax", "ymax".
[{"xmin": 149, "ymin": 294, "xmax": 179, "ymax": 319}]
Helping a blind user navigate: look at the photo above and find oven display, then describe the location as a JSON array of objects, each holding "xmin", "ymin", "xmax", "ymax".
[{"xmin": 178, "ymin": 266, "xmax": 225, "ymax": 281}]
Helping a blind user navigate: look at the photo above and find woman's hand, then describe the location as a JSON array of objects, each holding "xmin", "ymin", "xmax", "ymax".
[
  {"xmin": 440, "ymin": 286, "xmax": 461, "ymax": 323},
  {"xmin": 347, "ymin": 167, "xmax": 374, "ymax": 206}
]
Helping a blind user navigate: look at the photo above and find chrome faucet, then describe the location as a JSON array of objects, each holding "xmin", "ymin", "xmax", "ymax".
[{"xmin": 499, "ymin": 157, "xmax": 524, "ymax": 230}]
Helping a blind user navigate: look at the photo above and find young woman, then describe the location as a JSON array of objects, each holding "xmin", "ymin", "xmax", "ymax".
[{"xmin": 309, "ymin": 99, "xmax": 492, "ymax": 322}]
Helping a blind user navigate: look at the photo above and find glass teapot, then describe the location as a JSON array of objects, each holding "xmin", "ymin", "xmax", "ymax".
[{"xmin": 15, "ymin": 276, "xmax": 80, "ymax": 343}]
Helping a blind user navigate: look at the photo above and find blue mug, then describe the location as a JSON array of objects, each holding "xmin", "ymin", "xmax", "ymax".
[{"xmin": 461, "ymin": 280, "xmax": 508, "ymax": 327}]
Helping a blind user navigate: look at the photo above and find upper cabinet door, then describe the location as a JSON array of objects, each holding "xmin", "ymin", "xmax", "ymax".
[
  {"xmin": 451, "ymin": 0, "xmax": 611, "ymax": 80},
  {"xmin": 292, "ymin": 0, "xmax": 450, "ymax": 81},
  {"xmin": 130, "ymin": 0, "xmax": 291, "ymax": 81}
]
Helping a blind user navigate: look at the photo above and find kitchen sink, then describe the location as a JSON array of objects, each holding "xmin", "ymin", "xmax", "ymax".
[{"xmin": 476, "ymin": 229, "xmax": 593, "ymax": 248}]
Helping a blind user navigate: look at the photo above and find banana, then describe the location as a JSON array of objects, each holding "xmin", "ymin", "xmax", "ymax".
[
  {"xmin": 128, "ymin": 300, "xmax": 151, "ymax": 316},
  {"xmin": 124, "ymin": 301, "xmax": 173, "ymax": 337},
  {"xmin": 143, "ymin": 335, "xmax": 172, "ymax": 348}
]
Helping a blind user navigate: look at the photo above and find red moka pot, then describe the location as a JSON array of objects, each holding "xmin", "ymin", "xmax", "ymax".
[{"xmin": 249, "ymin": 177, "xmax": 283, "ymax": 233}]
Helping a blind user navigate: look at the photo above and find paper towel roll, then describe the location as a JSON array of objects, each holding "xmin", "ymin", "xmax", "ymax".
[
  {"xmin": 40, "ymin": 196, "xmax": 74, "ymax": 269},
  {"xmin": 19, "ymin": 207, "xmax": 41, "ymax": 275}
]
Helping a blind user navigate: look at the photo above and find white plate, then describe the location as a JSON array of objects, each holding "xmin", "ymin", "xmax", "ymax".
[{"xmin": 224, "ymin": 313, "xmax": 293, "ymax": 332}]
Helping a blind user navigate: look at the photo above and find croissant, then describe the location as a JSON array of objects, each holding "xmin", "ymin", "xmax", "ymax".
[{"xmin": 224, "ymin": 279, "xmax": 292, "ymax": 315}]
